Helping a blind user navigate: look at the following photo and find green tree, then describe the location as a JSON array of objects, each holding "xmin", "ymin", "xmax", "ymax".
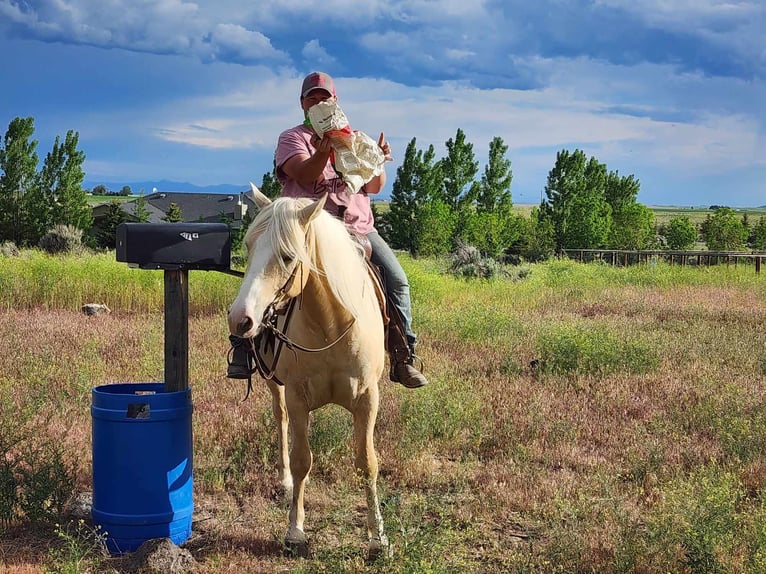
[
  {"xmin": 751, "ymin": 217, "xmax": 766, "ymax": 250},
  {"xmin": 476, "ymin": 137, "xmax": 513, "ymax": 214},
  {"xmin": 609, "ymin": 202, "xmax": 656, "ymax": 249},
  {"xmin": 388, "ymin": 138, "xmax": 441, "ymax": 254},
  {"xmin": 700, "ymin": 208, "xmax": 749, "ymax": 251},
  {"xmin": 604, "ymin": 171, "xmax": 640, "ymax": 211},
  {"xmin": 665, "ymin": 216, "xmax": 698, "ymax": 250},
  {"xmin": 163, "ymin": 203, "xmax": 183, "ymax": 222},
  {"xmin": 460, "ymin": 209, "xmax": 525, "ymax": 260},
  {"xmin": 439, "ymin": 128, "xmax": 478, "ymax": 211},
  {"xmin": 120, "ymin": 185, "xmax": 132, "ymax": 196},
  {"xmin": 132, "ymin": 192, "xmax": 151, "ymax": 222},
  {"xmin": 51, "ymin": 131, "xmax": 91, "ymax": 231},
  {"xmin": 0, "ymin": 117, "xmax": 38, "ymax": 245},
  {"xmin": 260, "ymin": 169, "xmax": 282, "ymax": 200},
  {"xmin": 92, "ymin": 184, "xmax": 109, "ymax": 196},
  {"xmin": 604, "ymin": 171, "xmax": 653, "ymax": 249},
  {"xmin": 457, "ymin": 136, "xmax": 522, "ymax": 259},
  {"xmin": 32, "ymin": 130, "xmax": 91, "ymax": 240},
  {"xmin": 414, "ymin": 200, "xmax": 456, "ymax": 257},
  {"xmin": 540, "ymin": 149, "xmax": 612, "ymax": 250},
  {"xmin": 98, "ymin": 200, "xmax": 128, "ymax": 249},
  {"xmin": 564, "ymin": 190, "xmax": 612, "ymax": 249},
  {"xmin": 516, "ymin": 207, "xmax": 556, "ymax": 263}
]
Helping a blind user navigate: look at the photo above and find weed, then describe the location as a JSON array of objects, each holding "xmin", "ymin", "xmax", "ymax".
[
  {"xmin": 0, "ymin": 409, "xmax": 75, "ymax": 527},
  {"xmin": 44, "ymin": 519, "xmax": 110, "ymax": 574}
]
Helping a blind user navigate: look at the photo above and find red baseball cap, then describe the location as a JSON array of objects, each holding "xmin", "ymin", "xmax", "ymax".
[{"xmin": 301, "ymin": 72, "xmax": 336, "ymax": 98}]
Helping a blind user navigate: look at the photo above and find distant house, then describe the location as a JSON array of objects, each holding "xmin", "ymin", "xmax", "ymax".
[{"xmin": 91, "ymin": 190, "xmax": 257, "ymax": 232}]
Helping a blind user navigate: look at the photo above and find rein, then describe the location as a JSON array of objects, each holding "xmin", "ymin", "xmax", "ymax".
[{"xmin": 240, "ymin": 259, "xmax": 356, "ymax": 400}]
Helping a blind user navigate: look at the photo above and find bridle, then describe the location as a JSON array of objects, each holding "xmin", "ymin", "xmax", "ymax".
[{"xmin": 240, "ymin": 257, "xmax": 356, "ymax": 399}]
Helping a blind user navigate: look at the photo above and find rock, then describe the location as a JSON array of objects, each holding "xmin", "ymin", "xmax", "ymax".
[
  {"xmin": 82, "ymin": 303, "xmax": 111, "ymax": 316},
  {"xmin": 125, "ymin": 538, "xmax": 197, "ymax": 573},
  {"xmin": 66, "ymin": 491, "xmax": 92, "ymax": 519}
]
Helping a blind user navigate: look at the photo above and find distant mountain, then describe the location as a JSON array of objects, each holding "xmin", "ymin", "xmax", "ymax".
[{"xmin": 84, "ymin": 179, "xmax": 247, "ymax": 195}]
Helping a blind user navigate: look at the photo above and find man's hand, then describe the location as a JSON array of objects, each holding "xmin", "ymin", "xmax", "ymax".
[
  {"xmin": 378, "ymin": 132, "xmax": 393, "ymax": 162},
  {"xmin": 311, "ymin": 134, "xmax": 333, "ymax": 154}
]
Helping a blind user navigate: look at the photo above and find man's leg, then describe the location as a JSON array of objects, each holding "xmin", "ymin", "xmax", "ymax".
[{"xmin": 368, "ymin": 232, "xmax": 427, "ymax": 389}]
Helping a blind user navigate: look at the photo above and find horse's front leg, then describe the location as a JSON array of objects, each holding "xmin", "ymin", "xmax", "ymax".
[
  {"xmin": 267, "ymin": 380, "xmax": 292, "ymax": 494},
  {"xmin": 284, "ymin": 407, "xmax": 312, "ymax": 558},
  {"xmin": 353, "ymin": 391, "xmax": 391, "ymax": 559}
]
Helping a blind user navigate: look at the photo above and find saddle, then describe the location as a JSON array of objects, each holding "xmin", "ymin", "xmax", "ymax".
[{"xmin": 349, "ymin": 233, "xmax": 412, "ymax": 363}]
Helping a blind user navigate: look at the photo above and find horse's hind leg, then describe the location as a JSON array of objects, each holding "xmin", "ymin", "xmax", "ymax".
[
  {"xmin": 284, "ymin": 407, "xmax": 312, "ymax": 558},
  {"xmin": 353, "ymin": 391, "xmax": 391, "ymax": 559},
  {"xmin": 267, "ymin": 380, "xmax": 292, "ymax": 494}
]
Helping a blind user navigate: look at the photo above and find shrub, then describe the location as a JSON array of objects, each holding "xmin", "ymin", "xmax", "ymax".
[
  {"xmin": 0, "ymin": 241, "xmax": 21, "ymax": 257},
  {"xmin": 38, "ymin": 225, "xmax": 85, "ymax": 255},
  {"xmin": 450, "ymin": 241, "xmax": 507, "ymax": 279}
]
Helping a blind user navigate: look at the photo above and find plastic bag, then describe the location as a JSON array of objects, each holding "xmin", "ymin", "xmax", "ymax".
[{"xmin": 307, "ymin": 100, "xmax": 385, "ymax": 193}]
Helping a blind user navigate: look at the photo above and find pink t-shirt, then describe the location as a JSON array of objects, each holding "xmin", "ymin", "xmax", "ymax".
[{"xmin": 275, "ymin": 124, "xmax": 376, "ymax": 235}]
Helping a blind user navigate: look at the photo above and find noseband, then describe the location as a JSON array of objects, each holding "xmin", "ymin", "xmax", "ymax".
[{"xmin": 241, "ymin": 258, "xmax": 355, "ymax": 399}]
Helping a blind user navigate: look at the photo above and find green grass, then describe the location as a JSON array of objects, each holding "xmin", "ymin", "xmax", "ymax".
[{"xmin": 3, "ymin": 249, "xmax": 766, "ymax": 572}]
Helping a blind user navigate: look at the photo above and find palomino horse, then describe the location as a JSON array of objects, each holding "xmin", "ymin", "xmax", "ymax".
[{"xmin": 227, "ymin": 184, "xmax": 389, "ymax": 558}]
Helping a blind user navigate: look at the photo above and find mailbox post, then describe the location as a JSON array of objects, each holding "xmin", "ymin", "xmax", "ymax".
[
  {"xmin": 92, "ymin": 222, "xmax": 236, "ymax": 554},
  {"xmin": 116, "ymin": 222, "xmax": 233, "ymax": 392},
  {"xmin": 164, "ymin": 270, "xmax": 189, "ymax": 392}
]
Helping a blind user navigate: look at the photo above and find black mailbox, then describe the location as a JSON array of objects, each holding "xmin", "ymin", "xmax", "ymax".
[{"xmin": 116, "ymin": 222, "xmax": 232, "ymax": 271}]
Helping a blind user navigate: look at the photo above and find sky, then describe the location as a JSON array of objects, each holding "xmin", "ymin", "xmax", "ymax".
[{"xmin": 0, "ymin": 1, "xmax": 764, "ymax": 208}]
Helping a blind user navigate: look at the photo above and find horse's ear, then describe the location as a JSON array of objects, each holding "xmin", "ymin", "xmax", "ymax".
[
  {"xmin": 299, "ymin": 193, "xmax": 328, "ymax": 226},
  {"xmin": 249, "ymin": 182, "xmax": 272, "ymax": 208}
]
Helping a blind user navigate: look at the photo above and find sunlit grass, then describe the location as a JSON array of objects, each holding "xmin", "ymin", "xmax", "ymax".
[{"xmin": 2, "ymin": 250, "xmax": 766, "ymax": 572}]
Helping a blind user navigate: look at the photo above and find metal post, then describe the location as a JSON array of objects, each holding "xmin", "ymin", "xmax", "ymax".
[{"xmin": 164, "ymin": 269, "xmax": 189, "ymax": 392}]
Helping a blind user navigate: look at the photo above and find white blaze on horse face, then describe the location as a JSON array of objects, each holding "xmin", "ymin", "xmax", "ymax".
[{"xmin": 227, "ymin": 234, "xmax": 285, "ymax": 338}]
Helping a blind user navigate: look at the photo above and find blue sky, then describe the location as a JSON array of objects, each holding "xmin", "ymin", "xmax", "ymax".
[{"xmin": 0, "ymin": 0, "xmax": 764, "ymax": 207}]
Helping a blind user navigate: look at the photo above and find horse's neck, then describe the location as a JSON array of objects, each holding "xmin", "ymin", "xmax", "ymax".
[{"xmin": 299, "ymin": 273, "xmax": 356, "ymax": 336}]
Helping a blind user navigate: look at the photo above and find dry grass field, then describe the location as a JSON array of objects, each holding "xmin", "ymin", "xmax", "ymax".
[{"xmin": 1, "ymin": 252, "xmax": 766, "ymax": 572}]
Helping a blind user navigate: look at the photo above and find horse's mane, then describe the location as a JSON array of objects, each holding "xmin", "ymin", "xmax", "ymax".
[{"xmin": 246, "ymin": 197, "xmax": 369, "ymax": 320}]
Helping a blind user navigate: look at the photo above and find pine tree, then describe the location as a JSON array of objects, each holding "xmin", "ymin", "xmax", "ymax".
[
  {"xmin": 260, "ymin": 168, "xmax": 282, "ymax": 199},
  {"xmin": 132, "ymin": 192, "xmax": 151, "ymax": 222},
  {"xmin": 98, "ymin": 199, "xmax": 128, "ymax": 249},
  {"xmin": 163, "ymin": 203, "xmax": 183, "ymax": 222}
]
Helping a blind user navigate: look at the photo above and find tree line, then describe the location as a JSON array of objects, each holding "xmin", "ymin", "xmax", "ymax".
[
  {"xmin": 368, "ymin": 129, "xmax": 766, "ymax": 261},
  {"xmin": 2, "ymin": 117, "xmax": 765, "ymax": 258}
]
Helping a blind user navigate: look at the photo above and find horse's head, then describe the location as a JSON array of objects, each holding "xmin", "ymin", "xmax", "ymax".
[{"xmin": 227, "ymin": 183, "xmax": 326, "ymax": 338}]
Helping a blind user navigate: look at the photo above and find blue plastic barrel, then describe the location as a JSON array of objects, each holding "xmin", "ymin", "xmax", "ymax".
[{"xmin": 91, "ymin": 383, "xmax": 194, "ymax": 555}]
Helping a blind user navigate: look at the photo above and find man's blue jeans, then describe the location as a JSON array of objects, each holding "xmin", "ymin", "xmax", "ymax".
[{"xmin": 368, "ymin": 231, "xmax": 416, "ymax": 347}]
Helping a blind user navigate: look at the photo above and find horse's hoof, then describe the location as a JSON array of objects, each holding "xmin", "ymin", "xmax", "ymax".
[
  {"xmin": 368, "ymin": 534, "xmax": 392, "ymax": 560},
  {"xmin": 284, "ymin": 531, "xmax": 309, "ymax": 558}
]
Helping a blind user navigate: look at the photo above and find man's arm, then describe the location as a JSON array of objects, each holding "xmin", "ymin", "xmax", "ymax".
[{"xmin": 281, "ymin": 136, "xmax": 332, "ymax": 186}]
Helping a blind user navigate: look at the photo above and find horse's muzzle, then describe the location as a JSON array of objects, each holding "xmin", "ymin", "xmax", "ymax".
[{"xmin": 231, "ymin": 316, "xmax": 254, "ymax": 338}]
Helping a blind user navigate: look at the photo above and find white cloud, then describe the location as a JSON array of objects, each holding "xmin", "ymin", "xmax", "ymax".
[
  {"xmin": 0, "ymin": 0, "xmax": 288, "ymax": 62},
  {"xmin": 301, "ymin": 39, "xmax": 337, "ymax": 67}
]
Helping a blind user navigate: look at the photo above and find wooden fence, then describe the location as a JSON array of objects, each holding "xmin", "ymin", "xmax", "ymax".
[{"xmin": 562, "ymin": 249, "xmax": 765, "ymax": 274}]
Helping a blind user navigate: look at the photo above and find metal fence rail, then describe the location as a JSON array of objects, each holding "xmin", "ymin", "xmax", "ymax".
[{"xmin": 562, "ymin": 249, "xmax": 765, "ymax": 274}]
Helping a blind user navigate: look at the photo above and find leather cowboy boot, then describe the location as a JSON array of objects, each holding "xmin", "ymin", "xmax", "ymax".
[
  {"xmin": 226, "ymin": 335, "xmax": 255, "ymax": 379},
  {"xmin": 389, "ymin": 344, "xmax": 428, "ymax": 389},
  {"xmin": 386, "ymin": 308, "xmax": 428, "ymax": 389}
]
